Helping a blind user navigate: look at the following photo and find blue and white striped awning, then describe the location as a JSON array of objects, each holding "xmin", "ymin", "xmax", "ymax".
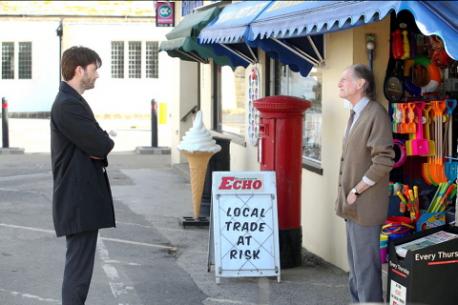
[
  {"xmin": 198, "ymin": 1, "xmax": 272, "ymax": 44},
  {"xmin": 248, "ymin": 1, "xmax": 458, "ymax": 59},
  {"xmin": 197, "ymin": 0, "xmax": 458, "ymax": 72}
]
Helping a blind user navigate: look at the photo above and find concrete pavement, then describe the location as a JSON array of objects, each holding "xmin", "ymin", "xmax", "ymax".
[{"xmin": 0, "ymin": 152, "xmax": 351, "ymax": 305}]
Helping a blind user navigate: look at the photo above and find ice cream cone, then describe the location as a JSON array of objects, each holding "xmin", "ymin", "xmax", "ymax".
[
  {"xmin": 178, "ymin": 111, "xmax": 221, "ymax": 220},
  {"xmin": 181, "ymin": 150, "xmax": 215, "ymax": 219}
]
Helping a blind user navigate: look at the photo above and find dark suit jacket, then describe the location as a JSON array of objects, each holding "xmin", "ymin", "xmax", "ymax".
[{"xmin": 51, "ymin": 81, "xmax": 115, "ymax": 237}]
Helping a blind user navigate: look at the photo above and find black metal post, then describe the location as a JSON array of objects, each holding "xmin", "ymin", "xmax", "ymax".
[
  {"xmin": 151, "ymin": 99, "xmax": 158, "ymax": 148},
  {"xmin": 2, "ymin": 97, "xmax": 9, "ymax": 148},
  {"xmin": 56, "ymin": 20, "xmax": 63, "ymax": 84},
  {"xmin": 368, "ymin": 50, "xmax": 374, "ymax": 71}
]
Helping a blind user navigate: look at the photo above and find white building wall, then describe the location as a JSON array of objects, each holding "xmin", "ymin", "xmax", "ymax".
[
  {"xmin": 0, "ymin": 19, "xmax": 60, "ymax": 112},
  {"xmin": 170, "ymin": 60, "xmax": 199, "ymax": 164},
  {"xmin": 63, "ymin": 20, "xmax": 176, "ymax": 147},
  {"xmin": 62, "ymin": 20, "xmax": 172, "ymax": 115},
  {"xmin": 0, "ymin": 17, "xmax": 180, "ymax": 148}
]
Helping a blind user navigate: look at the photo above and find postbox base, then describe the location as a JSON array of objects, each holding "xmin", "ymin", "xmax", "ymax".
[{"xmin": 279, "ymin": 227, "xmax": 302, "ymax": 268}]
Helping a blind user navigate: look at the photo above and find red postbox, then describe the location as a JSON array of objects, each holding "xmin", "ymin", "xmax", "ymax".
[{"xmin": 254, "ymin": 96, "xmax": 311, "ymax": 268}]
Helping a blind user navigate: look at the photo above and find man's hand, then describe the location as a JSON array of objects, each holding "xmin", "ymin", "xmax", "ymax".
[
  {"xmin": 346, "ymin": 192, "xmax": 358, "ymax": 205},
  {"xmin": 108, "ymin": 130, "xmax": 117, "ymax": 137},
  {"xmin": 346, "ymin": 179, "xmax": 372, "ymax": 205}
]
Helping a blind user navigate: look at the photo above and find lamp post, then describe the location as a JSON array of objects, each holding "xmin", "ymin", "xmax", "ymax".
[{"xmin": 366, "ymin": 33, "xmax": 376, "ymax": 71}]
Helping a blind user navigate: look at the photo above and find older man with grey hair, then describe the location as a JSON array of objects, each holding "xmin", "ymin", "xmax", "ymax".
[{"xmin": 335, "ymin": 64, "xmax": 394, "ymax": 303}]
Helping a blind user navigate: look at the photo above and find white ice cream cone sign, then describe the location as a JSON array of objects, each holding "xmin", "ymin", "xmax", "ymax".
[{"xmin": 178, "ymin": 111, "xmax": 221, "ymax": 219}]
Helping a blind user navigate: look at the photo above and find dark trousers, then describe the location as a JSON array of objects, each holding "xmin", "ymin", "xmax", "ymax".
[{"xmin": 62, "ymin": 230, "xmax": 98, "ymax": 305}]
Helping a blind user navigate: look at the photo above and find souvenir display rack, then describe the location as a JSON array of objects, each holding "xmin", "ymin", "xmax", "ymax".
[{"xmin": 381, "ymin": 11, "xmax": 457, "ymax": 261}]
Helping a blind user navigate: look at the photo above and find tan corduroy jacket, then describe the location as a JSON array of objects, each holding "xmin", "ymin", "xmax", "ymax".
[{"xmin": 335, "ymin": 100, "xmax": 395, "ymax": 226}]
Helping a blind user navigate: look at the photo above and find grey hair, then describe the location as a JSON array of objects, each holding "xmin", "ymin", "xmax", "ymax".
[{"xmin": 349, "ymin": 64, "xmax": 376, "ymax": 100}]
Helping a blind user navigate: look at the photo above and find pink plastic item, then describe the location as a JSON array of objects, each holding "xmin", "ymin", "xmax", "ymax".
[{"xmin": 409, "ymin": 102, "xmax": 430, "ymax": 156}]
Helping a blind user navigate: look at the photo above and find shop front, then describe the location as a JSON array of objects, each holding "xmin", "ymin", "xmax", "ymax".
[{"xmin": 163, "ymin": 0, "xmax": 458, "ymax": 272}]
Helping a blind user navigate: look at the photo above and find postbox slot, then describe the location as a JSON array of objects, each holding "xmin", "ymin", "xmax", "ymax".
[
  {"xmin": 259, "ymin": 119, "xmax": 275, "ymax": 169},
  {"xmin": 259, "ymin": 123, "xmax": 268, "ymax": 136}
]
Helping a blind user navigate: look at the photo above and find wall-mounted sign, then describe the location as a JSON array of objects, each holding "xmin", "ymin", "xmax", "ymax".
[
  {"xmin": 211, "ymin": 171, "xmax": 281, "ymax": 284},
  {"xmin": 156, "ymin": 1, "xmax": 175, "ymax": 27},
  {"xmin": 247, "ymin": 65, "xmax": 260, "ymax": 146}
]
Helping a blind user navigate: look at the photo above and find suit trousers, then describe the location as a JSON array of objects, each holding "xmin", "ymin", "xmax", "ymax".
[
  {"xmin": 62, "ymin": 230, "xmax": 99, "ymax": 305},
  {"xmin": 346, "ymin": 220, "xmax": 383, "ymax": 303}
]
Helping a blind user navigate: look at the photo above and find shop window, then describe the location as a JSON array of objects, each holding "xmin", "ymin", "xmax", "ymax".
[
  {"xmin": 128, "ymin": 41, "xmax": 141, "ymax": 79},
  {"xmin": 274, "ymin": 61, "xmax": 322, "ymax": 168},
  {"xmin": 18, "ymin": 42, "xmax": 32, "ymax": 79},
  {"xmin": 146, "ymin": 41, "xmax": 159, "ymax": 79},
  {"xmin": 214, "ymin": 65, "xmax": 246, "ymax": 138},
  {"xmin": 1, "ymin": 42, "xmax": 14, "ymax": 79},
  {"xmin": 111, "ymin": 41, "xmax": 124, "ymax": 78}
]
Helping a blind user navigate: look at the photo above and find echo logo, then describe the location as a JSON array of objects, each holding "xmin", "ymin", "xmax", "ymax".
[{"xmin": 218, "ymin": 177, "xmax": 263, "ymax": 190}]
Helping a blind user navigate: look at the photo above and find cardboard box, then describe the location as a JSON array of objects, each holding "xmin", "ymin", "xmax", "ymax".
[{"xmin": 387, "ymin": 225, "xmax": 458, "ymax": 305}]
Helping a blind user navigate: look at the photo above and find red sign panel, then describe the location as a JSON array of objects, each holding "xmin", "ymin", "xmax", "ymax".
[{"xmin": 156, "ymin": 1, "xmax": 175, "ymax": 27}]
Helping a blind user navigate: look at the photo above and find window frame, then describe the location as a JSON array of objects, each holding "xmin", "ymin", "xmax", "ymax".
[
  {"xmin": 2, "ymin": 42, "xmax": 15, "ymax": 80},
  {"xmin": 111, "ymin": 41, "xmax": 125, "ymax": 79},
  {"xmin": 110, "ymin": 40, "xmax": 159, "ymax": 80},
  {"xmin": 146, "ymin": 41, "xmax": 159, "ymax": 79},
  {"xmin": 1, "ymin": 41, "xmax": 33, "ymax": 80},
  {"xmin": 128, "ymin": 41, "xmax": 142, "ymax": 79},
  {"xmin": 270, "ymin": 59, "xmax": 323, "ymax": 175},
  {"xmin": 18, "ymin": 42, "xmax": 32, "ymax": 80},
  {"xmin": 211, "ymin": 62, "xmax": 246, "ymax": 146}
]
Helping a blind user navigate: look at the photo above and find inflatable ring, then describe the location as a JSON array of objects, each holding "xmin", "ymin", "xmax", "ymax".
[
  {"xmin": 393, "ymin": 139, "xmax": 407, "ymax": 168},
  {"xmin": 414, "ymin": 56, "xmax": 441, "ymax": 94}
]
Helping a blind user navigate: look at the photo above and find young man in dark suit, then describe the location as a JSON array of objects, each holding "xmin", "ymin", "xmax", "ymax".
[{"xmin": 51, "ymin": 46, "xmax": 115, "ymax": 305}]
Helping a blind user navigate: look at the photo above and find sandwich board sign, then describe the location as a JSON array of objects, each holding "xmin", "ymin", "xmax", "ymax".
[{"xmin": 210, "ymin": 171, "xmax": 281, "ymax": 283}]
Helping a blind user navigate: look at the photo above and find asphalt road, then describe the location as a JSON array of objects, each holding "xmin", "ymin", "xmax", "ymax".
[
  {"xmin": 0, "ymin": 153, "xmax": 351, "ymax": 305},
  {"xmin": 0, "ymin": 153, "xmax": 206, "ymax": 305}
]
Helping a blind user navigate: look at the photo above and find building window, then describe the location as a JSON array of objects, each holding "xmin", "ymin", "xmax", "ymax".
[
  {"xmin": 18, "ymin": 42, "xmax": 32, "ymax": 79},
  {"xmin": 128, "ymin": 41, "xmax": 141, "ymax": 79},
  {"xmin": 214, "ymin": 65, "xmax": 246, "ymax": 137},
  {"xmin": 111, "ymin": 41, "xmax": 158, "ymax": 79},
  {"xmin": 111, "ymin": 41, "xmax": 124, "ymax": 78},
  {"xmin": 274, "ymin": 62, "xmax": 322, "ymax": 166},
  {"xmin": 146, "ymin": 41, "xmax": 159, "ymax": 78},
  {"xmin": 2, "ymin": 42, "xmax": 14, "ymax": 79}
]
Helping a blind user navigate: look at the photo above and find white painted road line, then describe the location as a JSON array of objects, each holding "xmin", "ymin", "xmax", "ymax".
[
  {"xmin": 102, "ymin": 237, "xmax": 176, "ymax": 251},
  {"xmin": 104, "ymin": 259, "xmax": 142, "ymax": 266},
  {"xmin": 0, "ymin": 223, "xmax": 54, "ymax": 234},
  {"xmin": 97, "ymin": 239, "xmax": 135, "ymax": 299},
  {"xmin": 0, "ymin": 287, "xmax": 61, "ymax": 304},
  {"xmin": 0, "ymin": 223, "xmax": 177, "ymax": 252},
  {"xmin": 204, "ymin": 297, "xmax": 268, "ymax": 305},
  {"xmin": 117, "ymin": 221, "xmax": 155, "ymax": 229},
  {"xmin": 0, "ymin": 172, "xmax": 51, "ymax": 182}
]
